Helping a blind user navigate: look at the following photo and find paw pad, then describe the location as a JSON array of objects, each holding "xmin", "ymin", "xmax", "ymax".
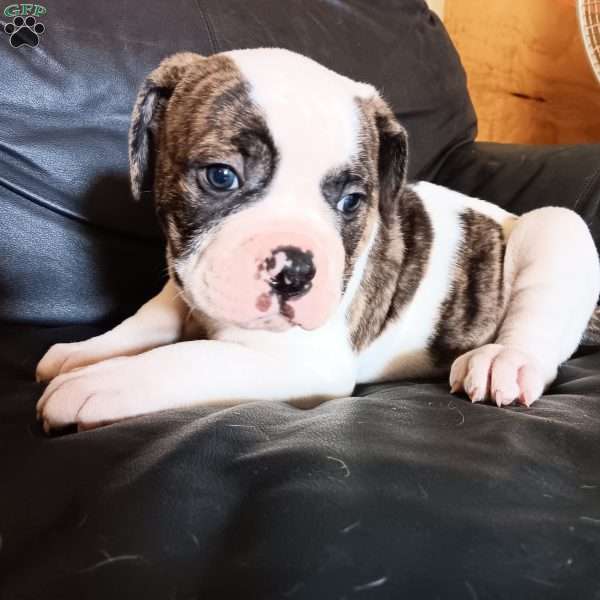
[
  {"xmin": 3, "ymin": 16, "xmax": 45, "ymax": 48},
  {"xmin": 449, "ymin": 343, "xmax": 545, "ymax": 408}
]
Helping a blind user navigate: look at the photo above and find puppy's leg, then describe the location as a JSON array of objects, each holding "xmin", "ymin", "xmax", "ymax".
[
  {"xmin": 37, "ymin": 337, "xmax": 356, "ymax": 431},
  {"xmin": 450, "ymin": 207, "xmax": 600, "ymax": 406},
  {"xmin": 36, "ymin": 279, "xmax": 188, "ymax": 383}
]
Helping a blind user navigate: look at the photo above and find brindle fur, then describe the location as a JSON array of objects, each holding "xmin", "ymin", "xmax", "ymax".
[
  {"xmin": 348, "ymin": 188, "xmax": 433, "ymax": 351},
  {"xmin": 429, "ymin": 209, "xmax": 506, "ymax": 367},
  {"xmin": 319, "ymin": 133, "xmax": 375, "ymax": 290},
  {"xmin": 129, "ymin": 53, "xmax": 279, "ymax": 260},
  {"xmin": 347, "ymin": 97, "xmax": 433, "ymax": 351}
]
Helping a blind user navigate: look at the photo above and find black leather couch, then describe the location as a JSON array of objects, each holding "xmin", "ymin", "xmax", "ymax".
[{"xmin": 2, "ymin": 1, "xmax": 600, "ymax": 598}]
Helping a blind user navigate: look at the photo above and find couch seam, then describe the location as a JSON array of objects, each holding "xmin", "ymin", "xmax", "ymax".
[
  {"xmin": 193, "ymin": 0, "xmax": 219, "ymax": 54},
  {"xmin": 0, "ymin": 177, "xmax": 162, "ymax": 247},
  {"xmin": 426, "ymin": 137, "xmax": 474, "ymax": 182},
  {"xmin": 574, "ymin": 163, "xmax": 600, "ymax": 212}
]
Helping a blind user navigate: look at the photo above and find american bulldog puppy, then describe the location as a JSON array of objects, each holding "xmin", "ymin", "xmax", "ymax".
[{"xmin": 36, "ymin": 49, "xmax": 600, "ymax": 432}]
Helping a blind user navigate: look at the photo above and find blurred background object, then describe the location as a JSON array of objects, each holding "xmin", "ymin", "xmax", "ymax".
[
  {"xmin": 427, "ymin": 0, "xmax": 445, "ymax": 18},
  {"xmin": 578, "ymin": 0, "xmax": 600, "ymax": 85}
]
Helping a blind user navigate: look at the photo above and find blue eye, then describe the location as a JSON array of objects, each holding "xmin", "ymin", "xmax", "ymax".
[
  {"xmin": 205, "ymin": 164, "xmax": 240, "ymax": 191},
  {"xmin": 337, "ymin": 193, "xmax": 363, "ymax": 216}
]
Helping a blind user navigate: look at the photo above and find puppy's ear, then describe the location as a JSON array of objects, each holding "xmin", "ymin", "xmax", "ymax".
[
  {"xmin": 371, "ymin": 96, "xmax": 408, "ymax": 220},
  {"xmin": 128, "ymin": 52, "xmax": 204, "ymax": 201}
]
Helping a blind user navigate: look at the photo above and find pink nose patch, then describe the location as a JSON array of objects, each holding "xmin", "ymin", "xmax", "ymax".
[
  {"xmin": 195, "ymin": 213, "xmax": 345, "ymax": 330},
  {"xmin": 256, "ymin": 293, "xmax": 272, "ymax": 313}
]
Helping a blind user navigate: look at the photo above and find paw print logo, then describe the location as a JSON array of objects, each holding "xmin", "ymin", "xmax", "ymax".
[{"xmin": 3, "ymin": 16, "xmax": 45, "ymax": 48}]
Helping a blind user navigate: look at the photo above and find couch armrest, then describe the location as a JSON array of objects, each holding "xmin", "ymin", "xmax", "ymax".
[{"xmin": 432, "ymin": 141, "xmax": 600, "ymax": 246}]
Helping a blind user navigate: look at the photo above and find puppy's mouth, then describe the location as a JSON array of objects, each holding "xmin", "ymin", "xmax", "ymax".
[
  {"xmin": 247, "ymin": 299, "xmax": 297, "ymax": 331},
  {"xmin": 255, "ymin": 292, "xmax": 296, "ymax": 323}
]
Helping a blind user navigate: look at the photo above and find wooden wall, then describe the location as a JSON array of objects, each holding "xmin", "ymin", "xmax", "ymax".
[{"xmin": 444, "ymin": 0, "xmax": 600, "ymax": 144}]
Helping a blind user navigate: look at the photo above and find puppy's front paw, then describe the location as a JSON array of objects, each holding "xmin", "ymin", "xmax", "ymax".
[
  {"xmin": 36, "ymin": 356, "xmax": 147, "ymax": 432},
  {"xmin": 449, "ymin": 344, "xmax": 545, "ymax": 407},
  {"xmin": 36, "ymin": 342, "xmax": 86, "ymax": 383},
  {"xmin": 36, "ymin": 336, "xmax": 129, "ymax": 383}
]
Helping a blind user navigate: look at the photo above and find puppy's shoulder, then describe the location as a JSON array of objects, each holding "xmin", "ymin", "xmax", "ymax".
[
  {"xmin": 409, "ymin": 182, "xmax": 512, "ymax": 368},
  {"xmin": 409, "ymin": 181, "xmax": 517, "ymax": 238}
]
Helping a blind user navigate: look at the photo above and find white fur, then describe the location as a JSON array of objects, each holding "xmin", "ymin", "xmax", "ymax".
[
  {"xmin": 226, "ymin": 48, "xmax": 370, "ymax": 225},
  {"xmin": 412, "ymin": 181, "xmax": 515, "ymax": 224},
  {"xmin": 341, "ymin": 215, "xmax": 380, "ymax": 315},
  {"xmin": 495, "ymin": 208, "xmax": 599, "ymax": 379}
]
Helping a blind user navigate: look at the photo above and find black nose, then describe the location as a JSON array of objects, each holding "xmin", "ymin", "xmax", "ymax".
[{"xmin": 268, "ymin": 246, "xmax": 316, "ymax": 300}]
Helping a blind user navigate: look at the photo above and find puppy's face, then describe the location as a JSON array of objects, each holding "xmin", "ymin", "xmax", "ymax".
[{"xmin": 129, "ymin": 49, "xmax": 407, "ymax": 332}]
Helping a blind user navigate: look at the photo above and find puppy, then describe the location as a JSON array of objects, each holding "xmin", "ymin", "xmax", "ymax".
[{"xmin": 36, "ymin": 49, "xmax": 600, "ymax": 432}]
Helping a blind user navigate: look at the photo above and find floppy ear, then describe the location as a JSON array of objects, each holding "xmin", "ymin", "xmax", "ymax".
[
  {"xmin": 128, "ymin": 52, "xmax": 204, "ymax": 201},
  {"xmin": 372, "ymin": 97, "xmax": 408, "ymax": 219}
]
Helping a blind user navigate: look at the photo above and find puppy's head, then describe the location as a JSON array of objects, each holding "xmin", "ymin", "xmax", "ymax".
[{"xmin": 129, "ymin": 48, "xmax": 407, "ymax": 332}]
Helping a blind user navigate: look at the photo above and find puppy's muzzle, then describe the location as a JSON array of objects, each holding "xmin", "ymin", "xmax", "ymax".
[{"xmin": 189, "ymin": 214, "xmax": 345, "ymax": 332}]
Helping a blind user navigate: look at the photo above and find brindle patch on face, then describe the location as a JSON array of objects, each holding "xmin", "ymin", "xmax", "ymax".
[
  {"xmin": 319, "ymin": 95, "xmax": 409, "ymax": 302},
  {"xmin": 129, "ymin": 53, "xmax": 204, "ymax": 202},
  {"xmin": 129, "ymin": 52, "xmax": 279, "ymax": 264},
  {"xmin": 428, "ymin": 208, "xmax": 506, "ymax": 367},
  {"xmin": 339, "ymin": 96, "xmax": 432, "ymax": 352},
  {"xmin": 320, "ymin": 152, "xmax": 375, "ymax": 290},
  {"xmin": 160, "ymin": 64, "xmax": 279, "ymax": 260},
  {"xmin": 348, "ymin": 188, "xmax": 433, "ymax": 351}
]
